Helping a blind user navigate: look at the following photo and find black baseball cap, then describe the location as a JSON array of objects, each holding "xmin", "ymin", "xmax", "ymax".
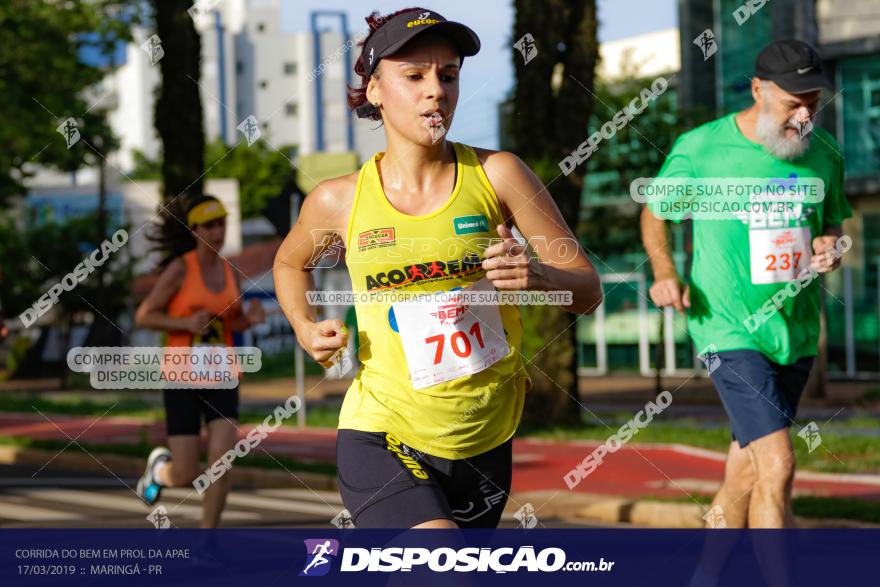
[
  {"xmin": 360, "ymin": 8, "xmax": 481, "ymax": 78},
  {"xmin": 755, "ymin": 40, "xmax": 832, "ymax": 94}
]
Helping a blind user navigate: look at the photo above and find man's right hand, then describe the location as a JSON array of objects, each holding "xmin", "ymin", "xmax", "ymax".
[
  {"xmin": 649, "ymin": 277, "xmax": 691, "ymax": 314},
  {"xmin": 305, "ymin": 319, "xmax": 349, "ymax": 367}
]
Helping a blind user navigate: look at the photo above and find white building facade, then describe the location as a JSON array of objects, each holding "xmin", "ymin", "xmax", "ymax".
[{"xmin": 106, "ymin": 0, "xmax": 384, "ymax": 173}]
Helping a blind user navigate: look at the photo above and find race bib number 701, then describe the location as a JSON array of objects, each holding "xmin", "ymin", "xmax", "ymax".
[{"xmin": 392, "ymin": 278, "xmax": 509, "ymax": 390}]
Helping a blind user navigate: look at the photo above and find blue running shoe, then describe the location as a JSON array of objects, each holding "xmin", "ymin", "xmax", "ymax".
[{"xmin": 137, "ymin": 447, "xmax": 171, "ymax": 506}]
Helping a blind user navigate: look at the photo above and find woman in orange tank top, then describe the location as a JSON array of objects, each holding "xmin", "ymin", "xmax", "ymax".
[{"xmin": 133, "ymin": 195, "xmax": 265, "ymax": 528}]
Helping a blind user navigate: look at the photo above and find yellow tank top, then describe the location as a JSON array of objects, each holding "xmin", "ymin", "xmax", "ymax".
[{"xmin": 338, "ymin": 142, "xmax": 530, "ymax": 459}]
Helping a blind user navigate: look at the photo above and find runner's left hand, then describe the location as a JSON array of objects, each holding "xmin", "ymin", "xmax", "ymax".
[
  {"xmin": 482, "ymin": 224, "xmax": 546, "ymax": 290},
  {"xmin": 810, "ymin": 235, "xmax": 842, "ymax": 274}
]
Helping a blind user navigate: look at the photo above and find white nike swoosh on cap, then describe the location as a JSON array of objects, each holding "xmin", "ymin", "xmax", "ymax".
[{"xmin": 797, "ymin": 66, "xmax": 813, "ymax": 74}]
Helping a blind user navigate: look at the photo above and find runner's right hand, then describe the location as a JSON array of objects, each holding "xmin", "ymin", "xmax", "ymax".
[
  {"xmin": 649, "ymin": 277, "xmax": 690, "ymax": 314},
  {"xmin": 305, "ymin": 319, "xmax": 349, "ymax": 367},
  {"xmin": 185, "ymin": 309, "xmax": 212, "ymax": 335}
]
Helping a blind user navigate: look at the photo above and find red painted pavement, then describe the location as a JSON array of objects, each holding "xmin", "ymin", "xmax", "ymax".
[{"xmin": 2, "ymin": 414, "xmax": 878, "ymax": 501}]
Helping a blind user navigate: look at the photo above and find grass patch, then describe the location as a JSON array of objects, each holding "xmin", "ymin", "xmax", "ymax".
[
  {"xmin": 239, "ymin": 404, "xmax": 339, "ymax": 428},
  {"xmin": 0, "ymin": 434, "xmax": 336, "ymax": 476},
  {"xmin": 792, "ymin": 496, "xmax": 880, "ymax": 524},
  {"xmin": 0, "ymin": 393, "xmax": 157, "ymax": 417},
  {"xmin": 520, "ymin": 415, "xmax": 880, "ymax": 475},
  {"xmin": 0, "ymin": 392, "xmax": 341, "ymax": 428},
  {"xmin": 241, "ymin": 353, "xmax": 325, "ymax": 382},
  {"xmin": 860, "ymin": 387, "xmax": 880, "ymax": 403}
]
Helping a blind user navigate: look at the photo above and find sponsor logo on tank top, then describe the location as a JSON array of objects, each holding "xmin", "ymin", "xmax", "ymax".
[
  {"xmin": 453, "ymin": 214, "xmax": 489, "ymax": 235},
  {"xmin": 358, "ymin": 227, "xmax": 396, "ymax": 251},
  {"xmin": 364, "ymin": 252, "xmax": 483, "ymax": 291}
]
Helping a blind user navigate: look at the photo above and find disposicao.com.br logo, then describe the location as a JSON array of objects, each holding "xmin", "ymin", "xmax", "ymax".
[
  {"xmin": 299, "ymin": 540, "xmax": 613, "ymax": 575},
  {"xmin": 300, "ymin": 539, "xmax": 339, "ymax": 577}
]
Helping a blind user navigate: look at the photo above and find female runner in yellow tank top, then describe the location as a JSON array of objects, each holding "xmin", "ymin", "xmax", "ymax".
[{"xmin": 274, "ymin": 7, "xmax": 602, "ymax": 529}]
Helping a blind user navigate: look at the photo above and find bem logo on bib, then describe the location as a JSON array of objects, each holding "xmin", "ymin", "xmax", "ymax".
[
  {"xmin": 430, "ymin": 299, "xmax": 469, "ymax": 326},
  {"xmin": 773, "ymin": 231, "xmax": 795, "ymax": 247}
]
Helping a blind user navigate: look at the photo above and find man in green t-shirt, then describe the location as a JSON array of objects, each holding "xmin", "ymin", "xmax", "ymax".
[{"xmin": 641, "ymin": 41, "xmax": 852, "ymax": 530}]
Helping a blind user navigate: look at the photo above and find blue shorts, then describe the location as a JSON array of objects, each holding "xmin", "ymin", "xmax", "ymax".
[{"xmin": 708, "ymin": 350, "xmax": 814, "ymax": 448}]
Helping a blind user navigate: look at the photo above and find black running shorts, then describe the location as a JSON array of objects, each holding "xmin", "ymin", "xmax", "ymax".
[
  {"xmin": 162, "ymin": 387, "xmax": 239, "ymax": 436},
  {"xmin": 336, "ymin": 429, "xmax": 512, "ymax": 529}
]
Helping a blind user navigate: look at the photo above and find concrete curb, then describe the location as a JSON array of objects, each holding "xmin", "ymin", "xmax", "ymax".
[
  {"xmin": 511, "ymin": 490, "xmax": 880, "ymax": 529},
  {"xmin": 0, "ymin": 446, "xmax": 338, "ymax": 492}
]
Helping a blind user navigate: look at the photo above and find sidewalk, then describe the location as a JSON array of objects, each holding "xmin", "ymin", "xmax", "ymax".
[{"xmin": 2, "ymin": 412, "xmax": 877, "ymax": 502}]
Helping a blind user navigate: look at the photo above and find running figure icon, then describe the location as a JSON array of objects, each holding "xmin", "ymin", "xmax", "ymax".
[{"xmin": 300, "ymin": 539, "xmax": 338, "ymax": 576}]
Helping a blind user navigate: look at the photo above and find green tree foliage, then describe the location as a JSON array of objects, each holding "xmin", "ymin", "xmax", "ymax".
[
  {"xmin": 0, "ymin": 213, "xmax": 134, "ymax": 376},
  {"xmin": 130, "ymin": 139, "xmax": 295, "ymax": 219},
  {"xmin": 0, "ymin": 0, "xmax": 133, "ymax": 203},
  {"xmin": 204, "ymin": 140, "xmax": 295, "ymax": 219},
  {"xmin": 579, "ymin": 68, "xmax": 710, "ymax": 261},
  {"xmin": 0, "ymin": 215, "xmax": 133, "ymax": 320},
  {"xmin": 509, "ymin": 0, "xmax": 598, "ymax": 427}
]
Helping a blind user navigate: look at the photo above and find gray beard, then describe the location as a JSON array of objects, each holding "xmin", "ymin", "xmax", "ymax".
[{"xmin": 755, "ymin": 109, "xmax": 810, "ymax": 161}]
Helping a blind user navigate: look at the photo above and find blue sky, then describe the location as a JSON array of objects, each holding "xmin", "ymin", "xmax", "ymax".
[{"xmin": 282, "ymin": 0, "xmax": 678, "ymax": 148}]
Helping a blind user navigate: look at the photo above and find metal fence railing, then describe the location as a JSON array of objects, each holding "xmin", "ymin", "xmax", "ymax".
[{"xmin": 578, "ymin": 266, "xmax": 880, "ymax": 380}]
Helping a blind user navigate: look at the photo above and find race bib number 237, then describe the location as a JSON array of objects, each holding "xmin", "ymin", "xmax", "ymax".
[{"xmin": 749, "ymin": 226, "xmax": 812, "ymax": 284}]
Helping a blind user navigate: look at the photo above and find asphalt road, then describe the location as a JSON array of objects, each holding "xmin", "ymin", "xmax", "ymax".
[{"xmin": 0, "ymin": 465, "xmax": 608, "ymax": 529}]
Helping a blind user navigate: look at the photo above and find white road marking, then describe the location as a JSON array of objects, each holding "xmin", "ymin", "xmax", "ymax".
[
  {"xmin": 13, "ymin": 489, "xmax": 258, "ymax": 521},
  {"xmin": 0, "ymin": 499, "xmax": 83, "ymax": 521}
]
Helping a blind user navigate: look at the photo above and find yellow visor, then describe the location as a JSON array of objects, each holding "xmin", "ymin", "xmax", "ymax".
[{"xmin": 187, "ymin": 200, "xmax": 228, "ymax": 227}]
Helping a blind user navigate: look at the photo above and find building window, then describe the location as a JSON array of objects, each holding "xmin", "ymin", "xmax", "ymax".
[
  {"xmin": 839, "ymin": 55, "xmax": 880, "ymax": 178},
  {"xmin": 236, "ymin": 61, "xmax": 244, "ymax": 75},
  {"xmin": 285, "ymin": 102, "xmax": 298, "ymax": 116},
  {"xmin": 260, "ymin": 80, "xmax": 268, "ymax": 89},
  {"xmin": 716, "ymin": 0, "xmax": 771, "ymax": 113},
  {"xmin": 284, "ymin": 62, "xmax": 297, "ymax": 75},
  {"xmin": 257, "ymin": 23, "xmax": 265, "ymax": 32}
]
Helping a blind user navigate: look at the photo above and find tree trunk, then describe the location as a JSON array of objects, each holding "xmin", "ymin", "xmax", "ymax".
[
  {"xmin": 153, "ymin": 0, "xmax": 205, "ymax": 201},
  {"xmin": 511, "ymin": 0, "xmax": 598, "ymax": 427}
]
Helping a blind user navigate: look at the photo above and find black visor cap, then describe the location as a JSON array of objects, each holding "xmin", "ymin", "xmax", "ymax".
[
  {"xmin": 755, "ymin": 40, "xmax": 833, "ymax": 94},
  {"xmin": 360, "ymin": 8, "xmax": 481, "ymax": 78}
]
